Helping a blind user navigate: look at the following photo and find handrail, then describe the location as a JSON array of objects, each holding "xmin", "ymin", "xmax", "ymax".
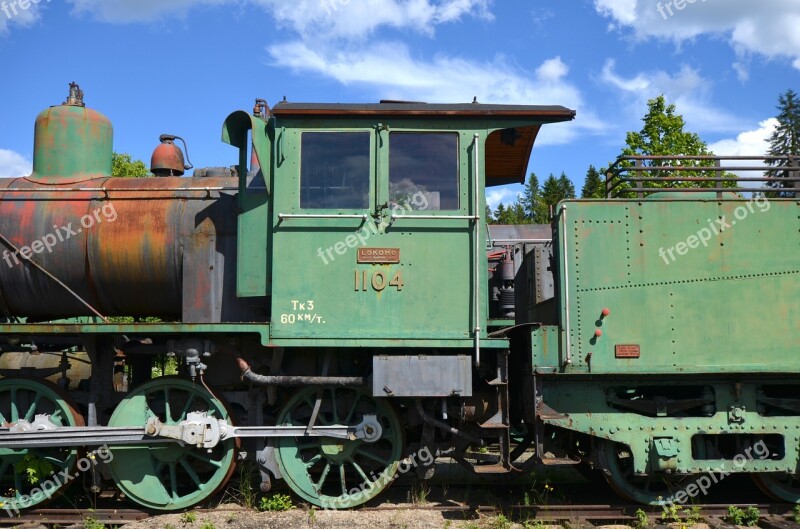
[
  {"xmin": 605, "ymin": 155, "xmax": 800, "ymax": 198},
  {"xmin": 278, "ymin": 213, "xmax": 369, "ymax": 220}
]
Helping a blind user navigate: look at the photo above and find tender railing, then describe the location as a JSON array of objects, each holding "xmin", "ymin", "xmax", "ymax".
[{"xmin": 604, "ymin": 155, "xmax": 800, "ymax": 198}]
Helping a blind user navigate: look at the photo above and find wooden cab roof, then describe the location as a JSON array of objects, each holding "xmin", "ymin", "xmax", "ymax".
[{"xmin": 271, "ymin": 101, "xmax": 576, "ymax": 185}]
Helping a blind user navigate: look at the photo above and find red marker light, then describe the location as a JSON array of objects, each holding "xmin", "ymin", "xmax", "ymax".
[
  {"xmin": 601, "ymin": 308, "xmax": 611, "ymax": 317},
  {"xmin": 594, "ymin": 329, "xmax": 603, "ymax": 337}
]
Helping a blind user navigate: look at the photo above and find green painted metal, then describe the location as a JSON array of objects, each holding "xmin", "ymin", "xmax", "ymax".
[
  {"xmin": 30, "ymin": 104, "xmax": 112, "ymax": 184},
  {"xmin": 270, "ymin": 120, "xmax": 482, "ymax": 342},
  {"xmin": 106, "ymin": 377, "xmax": 236, "ymax": 511},
  {"xmin": 267, "ymin": 116, "xmax": 546, "ymax": 344},
  {"xmin": 554, "ymin": 198, "xmax": 799, "ymax": 374},
  {"xmin": 222, "ymin": 111, "xmax": 272, "ymax": 298},
  {"xmin": 275, "ymin": 387, "xmax": 403, "ymax": 509},
  {"xmin": 0, "ymin": 323, "xmax": 270, "ymax": 344},
  {"xmin": 0, "ymin": 378, "xmax": 82, "ymax": 512},
  {"xmin": 542, "ymin": 380, "xmax": 800, "ymax": 475}
]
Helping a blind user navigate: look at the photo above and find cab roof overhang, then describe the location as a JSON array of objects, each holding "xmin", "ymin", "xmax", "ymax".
[{"xmin": 271, "ymin": 102, "xmax": 576, "ymax": 185}]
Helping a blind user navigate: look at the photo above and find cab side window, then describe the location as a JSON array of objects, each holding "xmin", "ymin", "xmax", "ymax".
[
  {"xmin": 301, "ymin": 132, "xmax": 370, "ymax": 209},
  {"xmin": 389, "ymin": 132, "xmax": 459, "ymax": 210}
]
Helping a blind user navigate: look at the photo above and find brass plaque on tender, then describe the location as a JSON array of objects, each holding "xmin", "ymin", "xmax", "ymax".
[
  {"xmin": 615, "ymin": 344, "xmax": 641, "ymax": 359},
  {"xmin": 358, "ymin": 248, "xmax": 400, "ymax": 264}
]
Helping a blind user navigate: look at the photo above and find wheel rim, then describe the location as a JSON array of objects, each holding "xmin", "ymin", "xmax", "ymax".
[
  {"xmin": 0, "ymin": 378, "xmax": 83, "ymax": 512},
  {"xmin": 597, "ymin": 440, "xmax": 694, "ymax": 505},
  {"xmin": 275, "ymin": 387, "xmax": 403, "ymax": 509},
  {"xmin": 107, "ymin": 377, "xmax": 236, "ymax": 510},
  {"xmin": 752, "ymin": 473, "xmax": 800, "ymax": 502}
]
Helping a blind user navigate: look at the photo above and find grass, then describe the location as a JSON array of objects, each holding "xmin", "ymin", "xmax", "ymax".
[
  {"xmin": 259, "ymin": 493, "xmax": 295, "ymax": 512},
  {"xmin": 727, "ymin": 506, "xmax": 760, "ymax": 527},
  {"xmin": 199, "ymin": 521, "xmax": 216, "ymax": 529},
  {"xmin": 487, "ymin": 514, "xmax": 512, "ymax": 529},
  {"xmin": 409, "ymin": 480, "xmax": 431, "ymax": 505},
  {"xmin": 83, "ymin": 517, "xmax": 106, "ymax": 529},
  {"xmin": 180, "ymin": 511, "xmax": 198, "ymax": 525},
  {"xmin": 633, "ymin": 508, "xmax": 649, "ymax": 529}
]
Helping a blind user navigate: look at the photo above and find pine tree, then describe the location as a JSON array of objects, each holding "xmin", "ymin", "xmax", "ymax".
[
  {"xmin": 581, "ymin": 165, "xmax": 605, "ymax": 198},
  {"xmin": 766, "ymin": 89, "xmax": 800, "ymax": 197},
  {"xmin": 485, "ymin": 204, "xmax": 494, "ymax": 223},
  {"xmin": 537, "ymin": 173, "xmax": 576, "ymax": 220},
  {"xmin": 521, "ymin": 172, "xmax": 542, "ymax": 222},
  {"xmin": 493, "ymin": 203, "xmax": 507, "ymax": 224},
  {"xmin": 557, "ymin": 172, "xmax": 575, "ymax": 199}
]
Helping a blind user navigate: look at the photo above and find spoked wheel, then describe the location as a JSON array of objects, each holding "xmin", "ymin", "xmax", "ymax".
[
  {"xmin": 106, "ymin": 377, "xmax": 236, "ymax": 510},
  {"xmin": 752, "ymin": 473, "xmax": 800, "ymax": 502},
  {"xmin": 275, "ymin": 387, "xmax": 403, "ymax": 509},
  {"xmin": 597, "ymin": 440, "xmax": 696, "ymax": 505},
  {"xmin": 0, "ymin": 378, "xmax": 84, "ymax": 512}
]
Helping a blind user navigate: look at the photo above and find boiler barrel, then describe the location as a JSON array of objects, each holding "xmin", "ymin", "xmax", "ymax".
[{"xmin": 0, "ymin": 175, "xmax": 238, "ymax": 319}]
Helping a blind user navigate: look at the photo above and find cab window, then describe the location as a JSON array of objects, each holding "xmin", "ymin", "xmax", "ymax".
[
  {"xmin": 301, "ymin": 132, "xmax": 370, "ymax": 209},
  {"xmin": 389, "ymin": 132, "xmax": 459, "ymax": 210}
]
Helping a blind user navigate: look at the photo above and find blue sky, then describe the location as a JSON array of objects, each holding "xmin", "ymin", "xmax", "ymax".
[{"xmin": 0, "ymin": 0, "xmax": 797, "ymax": 209}]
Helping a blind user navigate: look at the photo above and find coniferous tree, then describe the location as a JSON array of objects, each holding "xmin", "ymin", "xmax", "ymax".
[
  {"xmin": 538, "ymin": 172, "xmax": 576, "ymax": 220},
  {"xmin": 766, "ymin": 89, "xmax": 800, "ymax": 197},
  {"xmin": 581, "ymin": 165, "xmax": 605, "ymax": 198},
  {"xmin": 521, "ymin": 172, "xmax": 544, "ymax": 222}
]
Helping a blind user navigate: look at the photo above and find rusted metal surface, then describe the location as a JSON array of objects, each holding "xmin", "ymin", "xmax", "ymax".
[
  {"xmin": 29, "ymin": 84, "xmax": 112, "ymax": 185},
  {"xmin": 150, "ymin": 139, "xmax": 186, "ymax": 176},
  {"xmin": 0, "ymin": 176, "xmax": 238, "ymax": 319}
]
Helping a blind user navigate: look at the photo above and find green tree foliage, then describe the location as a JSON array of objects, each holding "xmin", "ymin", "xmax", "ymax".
[
  {"xmin": 581, "ymin": 165, "xmax": 605, "ymax": 198},
  {"xmin": 539, "ymin": 172, "xmax": 575, "ymax": 217},
  {"xmin": 112, "ymin": 152, "xmax": 150, "ymax": 177},
  {"xmin": 493, "ymin": 201, "xmax": 527, "ymax": 225},
  {"xmin": 521, "ymin": 172, "xmax": 544, "ymax": 222},
  {"xmin": 766, "ymin": 89, "xmax": 800, "ymax": 197},
  {"xmin": 608, "ymin": 95, "xmax": 734, "ymax": 196},
  {"xmin": 485, "ymin": 204, "xmax": 494, "ymax": 222}
]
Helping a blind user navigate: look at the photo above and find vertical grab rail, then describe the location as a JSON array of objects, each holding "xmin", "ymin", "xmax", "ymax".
[
  {"xmin": 473, "ymin": 134, "xmax": 482, "ymax": 368},
  {"xmin": 560, "ymin": 204, "xmax": 571, "ymax": 366}
]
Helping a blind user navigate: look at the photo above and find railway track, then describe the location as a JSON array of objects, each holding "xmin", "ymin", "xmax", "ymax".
[{"xmin": 1, "ymin": 504, "xmax": 797, "ymax": 527}]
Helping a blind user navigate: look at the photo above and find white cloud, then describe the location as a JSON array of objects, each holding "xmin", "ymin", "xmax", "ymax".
[
  {"xmin": 486, "ymin": 186, "xmax": 522, "ymax": 211},
  {"xmin": 708, "ymin": 118, "xmax": 777, "ymax": 157},
  {"xmin": 67, "ymin": 0, "xmax": 492, "ymax": 38},
  {"xmin": 68, "ymin": 0, "xmax": 227, "ymax": 23},
  {"xmin": 707, "ymin": 118, "xmax": 777, "ymax": 180},
  {"xmin": 600, "ymin": 59, "xmax": 747, "ymax": 133},
  {"xmin": 271, "ymin": 43, "xmax": 600, "ymax": 144},
  {"xmin": 594, "ymin": 0, "xmax": 800, "ymax": 71},
  {"xmin": 0, "ymin": 150, "xmax": 31, "ymax": 178},
  {"xmin": 0, "ymin": 0, "xmax": 44, "ymax": 34}
]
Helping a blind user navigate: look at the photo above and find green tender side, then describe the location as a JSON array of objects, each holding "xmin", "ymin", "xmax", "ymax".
[
  {"xmin": 532, "ymin": 196, "xmax": 800, "ymax": 478},
  {"xmin": 542, "ymin": 196, "xmax": 799, "ymax": 374}
]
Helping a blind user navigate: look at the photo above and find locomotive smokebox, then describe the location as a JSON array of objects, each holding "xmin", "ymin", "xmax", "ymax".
[{"xmin": 31, "ymin": 83, "xmax": 113, "ymax": 184}]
